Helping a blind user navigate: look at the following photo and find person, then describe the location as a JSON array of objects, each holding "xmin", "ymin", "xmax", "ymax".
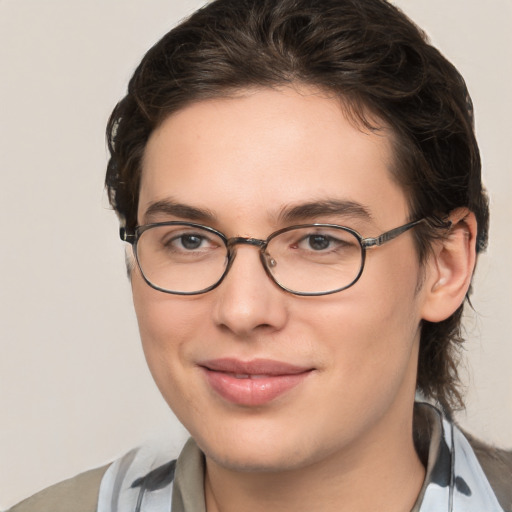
[{"xmin": 8, "ymin": 0, "xmax": 512, "ymax": 510}]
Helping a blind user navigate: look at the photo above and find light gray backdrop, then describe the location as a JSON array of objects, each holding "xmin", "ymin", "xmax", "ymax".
[{"xmin": 1, "ymin": 0, "xmax": 511, "ymax": 508}]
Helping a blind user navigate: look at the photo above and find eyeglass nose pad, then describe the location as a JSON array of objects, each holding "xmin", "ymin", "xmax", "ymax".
[{"xmin": 263, "ymin": 251, "xmax": 277, "ymax": 268}]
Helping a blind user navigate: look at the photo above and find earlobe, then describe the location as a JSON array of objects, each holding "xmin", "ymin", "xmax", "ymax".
[{"xmin": 421, "ymin": 208, "xmax": 477, "ymax": 322}]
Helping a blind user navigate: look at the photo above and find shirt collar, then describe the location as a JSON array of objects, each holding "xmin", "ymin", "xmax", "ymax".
[{"xmin": 411, "ymin": 402, "xmax": 504, "ymax": 511}]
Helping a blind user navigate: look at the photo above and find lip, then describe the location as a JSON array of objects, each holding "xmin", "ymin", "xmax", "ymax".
[{"xmin": 199, "ymin": 358, "xmax": 313, "ymax": 406}]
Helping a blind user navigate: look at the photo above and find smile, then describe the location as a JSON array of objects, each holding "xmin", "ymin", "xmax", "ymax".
[{"xmin": 199, "ymin": 358, "xmax": 314, "ymax": 406}]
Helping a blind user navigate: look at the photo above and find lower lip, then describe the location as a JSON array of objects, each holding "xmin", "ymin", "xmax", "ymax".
[{"xmin": 201, "ymin": 368, "xmax": 311, "ymax": 406}]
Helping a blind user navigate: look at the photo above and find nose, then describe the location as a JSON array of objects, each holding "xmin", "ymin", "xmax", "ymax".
[{"xmin": 212, "ymin": 245, "xmax": 288, "ymax": 338}]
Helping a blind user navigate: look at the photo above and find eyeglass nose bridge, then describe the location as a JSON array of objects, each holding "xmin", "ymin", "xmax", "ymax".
[
  {"xmin": 224, "ymin": 236, "xmax": 278, "ymax": 279},
  {"xmin": 226, "ymin": 236, "xmax": 267, "ymax": 249}
]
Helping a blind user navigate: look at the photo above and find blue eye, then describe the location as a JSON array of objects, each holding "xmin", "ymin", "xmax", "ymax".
[
  {"xmin": 306, "ymin": 235, "xmax": 331, "ymax": 251},
  {"xmin": 294, "ymin": 233, "xmax": 342, "ymax": 252},
  {"xmin": 179, "ymin": 234, "xmax": 204, "ymax": 250},
  {"xmin": 161, "ymin": 231, "xmax": 217, "ymax": 253}
]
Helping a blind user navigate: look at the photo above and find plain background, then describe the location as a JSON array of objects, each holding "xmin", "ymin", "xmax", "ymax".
[{"xmin": 0, "ymin": 0, "xmax": 511, "ymax": 508}]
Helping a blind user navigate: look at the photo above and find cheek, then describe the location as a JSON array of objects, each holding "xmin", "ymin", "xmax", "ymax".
[
  {"xmin": 313, "ymin": 250, "xmax": 423, "ymax": 388},
  {"xmin": 131, "ymin": 279, "xmax": 218, "ymax": 426},
  {"xmin": 132, "ymin": 266, "xmax": 207, "ymax": 337},
  {"xmin": 362, "ymin": 244, "xmax": 423, "ymax": 316},
  {"xmin": 131, "ymin": 273, "xmax": 206, "ymax": 387}
]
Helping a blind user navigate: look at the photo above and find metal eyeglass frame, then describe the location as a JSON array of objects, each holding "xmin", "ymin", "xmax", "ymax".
[{"xmin": 120, "ymin": 216, "xmax": 451, "ymax": 296}]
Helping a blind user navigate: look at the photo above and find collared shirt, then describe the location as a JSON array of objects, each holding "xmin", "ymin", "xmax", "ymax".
[{"xmin": 97, "ymin": 403, "xmax": 505, "ymax": 512}]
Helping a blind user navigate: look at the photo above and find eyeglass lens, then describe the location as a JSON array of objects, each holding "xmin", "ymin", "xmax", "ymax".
[{"xmin": 135, "ymin": 224, "xmax": 364, "ymax": 295}]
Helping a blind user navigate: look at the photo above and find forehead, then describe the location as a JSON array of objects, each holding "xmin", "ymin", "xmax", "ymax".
[{"xmin": 139, "ymin": 86, "xmax": 409, "ymax": 230}]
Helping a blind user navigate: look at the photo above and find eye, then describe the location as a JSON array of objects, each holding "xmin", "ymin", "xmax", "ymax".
[
  {"xmin": 295, "ymin": 233, "xmax": 347, "ymax": 252},
  {"xmin": 165, "ymin": 231, "xmax": 220, "ymax": 252},
  {"xmin": 304, "ymin": 234, "xmax": 331, "ymax": 251},
  {"xmin": 278, "ymin": 227, "xmax": 360, "ymax": 259},
  {"xmin": 177, "ymin": 234, "xmax": 206, "ymax": 250},
  {"xmin": 149, "ymin": 226, "xmax": 222, "ymax": 254},
  {"xmin": 138, "ymin": 225, "xmax": 226, "ymax": 268}
]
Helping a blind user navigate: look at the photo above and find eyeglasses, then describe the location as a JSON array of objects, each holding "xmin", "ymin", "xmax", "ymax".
[{"xmin": 120, "ymin": 218, "xmax": 446, "ymax": 296}]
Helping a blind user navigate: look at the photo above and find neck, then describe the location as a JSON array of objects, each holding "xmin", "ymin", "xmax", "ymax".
[{"xmin": 204, "ymin": 407, "xmax": 425, "ymax": 512}]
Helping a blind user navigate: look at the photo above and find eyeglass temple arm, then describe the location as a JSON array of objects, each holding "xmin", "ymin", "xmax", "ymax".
[
  {"xmin": 120, "ymin": 227, "xmax": 136, "ymax": 244},
  {"xmin": 362, "ymin": 216, "xmax": 452, "ymax": 248},
  {"xmin": 119, "ymin": 217, "xmax": 452, "ymax": 248}
]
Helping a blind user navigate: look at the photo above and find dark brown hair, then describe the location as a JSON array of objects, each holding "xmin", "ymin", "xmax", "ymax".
[{"xmin": 106, "ymin": 0, "xmax": 489, "ymax": 412}]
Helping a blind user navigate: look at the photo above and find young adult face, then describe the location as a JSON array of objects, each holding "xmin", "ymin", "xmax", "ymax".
[{"xmin": 132, "ymin": 86, "xmax": 438, "ymax": 473}]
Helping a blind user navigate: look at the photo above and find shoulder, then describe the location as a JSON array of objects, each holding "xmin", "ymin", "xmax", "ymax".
[
  {"xmin": 7, "ymin": 464, "xmax": 110, "ymax": 512},
  {"xmin": 466, "ymin": 432, "xmax": 512, "ymax": 512}
]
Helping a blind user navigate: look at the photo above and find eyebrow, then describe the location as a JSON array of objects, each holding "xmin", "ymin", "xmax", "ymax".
[
  {"xmin": 142, "ymin": 198, "xmax": 217, "ymax": 224},
  {"xmin": 277, "ymin": 199, "xmax": 374, "ymax": 224},
  {"xmin": 142, "ymin": 197, "xmax": 373, "ymax": 227}
]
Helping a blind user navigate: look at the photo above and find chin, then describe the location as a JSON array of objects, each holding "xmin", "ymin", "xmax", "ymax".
[
  {"xmin": 192, "ymin": 424, "xmax": 325, "ymax": 474},
  {"xmin": 202, "ymin": 444, "xmax": 309, "ymax": 473}
]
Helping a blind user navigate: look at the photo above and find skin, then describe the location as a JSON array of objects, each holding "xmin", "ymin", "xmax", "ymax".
[{"xmin": 131, "ymin": 86, "xmax": 476, "ymax": 512}]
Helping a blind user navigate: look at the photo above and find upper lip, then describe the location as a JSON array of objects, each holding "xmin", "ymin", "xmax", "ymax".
[{"xmin": 199, "ymin": 358, "xmax": 313, "ymax": 376}]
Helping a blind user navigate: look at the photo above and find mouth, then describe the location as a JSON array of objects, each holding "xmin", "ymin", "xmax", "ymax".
[{"xmin": 198, "ymin": 358, "xmax": 314, "ymax": 406}]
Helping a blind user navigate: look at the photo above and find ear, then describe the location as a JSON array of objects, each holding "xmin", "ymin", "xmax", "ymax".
[{"xmin": 420, "ymin": 208, "xmax": 477, "ymax": 322}]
